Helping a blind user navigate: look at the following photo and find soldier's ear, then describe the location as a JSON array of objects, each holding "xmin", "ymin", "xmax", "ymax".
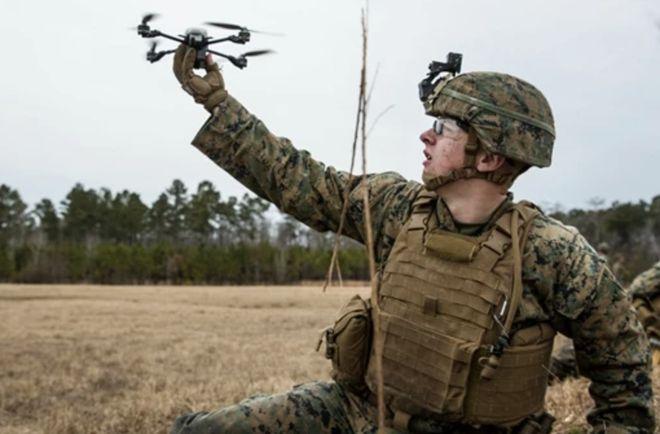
[{"xmin": 475, "ymin": 151, "xmax": 506, "ymax": 173}]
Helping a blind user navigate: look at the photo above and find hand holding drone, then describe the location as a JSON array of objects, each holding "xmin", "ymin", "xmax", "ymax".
[
  {"xmin": 135, "ymin": 13, "xmax": 277, "ymax": 69},
  {"xmin": 173, "ymin": 45, "xmax": 227, "ymax": 112}
]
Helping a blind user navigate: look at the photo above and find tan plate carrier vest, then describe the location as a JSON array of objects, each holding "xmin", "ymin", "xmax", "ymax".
[{"xmin": 365, "ymin": 192, "xmax": 555, "ymax": 429}]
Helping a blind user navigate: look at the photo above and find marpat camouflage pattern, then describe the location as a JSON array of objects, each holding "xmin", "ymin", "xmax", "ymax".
[
  {"xmin": 630, "ymin": 262, "xmax": 660, "ymax": 352},
  {"xmin": 170, "ymin": 93, "xmax": 654, "ymax": 433}
]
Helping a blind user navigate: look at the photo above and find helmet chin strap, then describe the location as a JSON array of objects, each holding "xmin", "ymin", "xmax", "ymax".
[{"xmin": 422, "ymin": 132, "xmax": 518, "ymax": 191}]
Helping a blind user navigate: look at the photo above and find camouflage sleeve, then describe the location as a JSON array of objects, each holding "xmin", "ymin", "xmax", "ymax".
[
  {"xmin": 190, "ymin": 95, "xmax": 421, "ymax": 260},
  {"xmin": 573, "ymin": 270, "xmax": 654, "ymax": 433},
  {"xmin": 528, "ymin": 217, "xmax": 654, "ymax": 433}
]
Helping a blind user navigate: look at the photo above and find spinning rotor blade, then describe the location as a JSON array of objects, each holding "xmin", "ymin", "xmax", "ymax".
[
  {"xmin": 146, "ymin": 41, "xmax": 176, "ymax": 63},
  {"xmin": 246, "ymin": 29, "xmax": 284, "ymax": 37},
  {"xmin": 142, "ymin": 13, "xmax": 159, "ymax": 24},
  {"xmin": 205, "ymin": 22, "xmax": 284, "ymax": 36},
  {"xmin": 205, "ymin": 21, "xmax": 243, "ymax": 31},
  {"xmin": 241, "ymin": 49, "xmax": 274, "ymax": 57},
  {"xmin": 145, "ymin": 40, "xmax": 163, "ymax": 62}
]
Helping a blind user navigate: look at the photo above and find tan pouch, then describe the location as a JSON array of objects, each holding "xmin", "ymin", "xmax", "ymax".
[
  {"xmin": 317, "ymin": 295, "xmax": 372, "ymax": 392},
  {"xmin": 424, "ymin": 231, "xmax": 481, "ymax": 262}
]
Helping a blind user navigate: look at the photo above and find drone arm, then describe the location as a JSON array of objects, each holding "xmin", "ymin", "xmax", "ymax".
[
  {"xmin": 206, "ymin": 37, "xmax": 233, "ymax": 46},
  {"xmin": 156, "ymin": 49, "xmax": 177, "ymax": 60},
  {"xmin": 148, "ymin": 49, "xmax": 178, "ymax": 63},
  {"xmin": 150, "ymin": 30, "xmax": 186, "ymax": 44},
  {"xmin": 208, "ymin": 49, "xmax": 246, "ymax": 69},
  {"xmin": 207, "ymin": 49, "xmax": 232, "ymax": 61}
]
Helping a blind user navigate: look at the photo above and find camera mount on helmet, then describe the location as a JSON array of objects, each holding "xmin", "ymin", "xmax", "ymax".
[{"xmin": 418, "ymin": 52, "xmax": 462, "ymax": 102}]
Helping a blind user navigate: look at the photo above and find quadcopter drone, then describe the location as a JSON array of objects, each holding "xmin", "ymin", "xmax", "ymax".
[{"xmin": 135, "ymin": 13, "xmax": 276, "ymax": 69}]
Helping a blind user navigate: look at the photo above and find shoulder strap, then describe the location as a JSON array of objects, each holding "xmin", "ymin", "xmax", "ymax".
[
  {"xmin": 411, "ymin": 190, "xmax": 437, "ymax": 214},
  {"xmin": 503, "ymin": 202, "xmax": 541, "ymax": 332},
  {"xmin": 480, "ymin": 203, "xmax": 540, "ymax": 380}
]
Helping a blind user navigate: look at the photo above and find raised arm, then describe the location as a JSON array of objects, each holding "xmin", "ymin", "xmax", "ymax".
[{"xmin": 173, "ymin": 45, "xmax": 421, "ymax": 259}]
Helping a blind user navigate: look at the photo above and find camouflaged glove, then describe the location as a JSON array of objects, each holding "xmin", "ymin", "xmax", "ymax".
[{"xmin": 173, "ymin": 44, "xmax": 227, "ymax": 113}]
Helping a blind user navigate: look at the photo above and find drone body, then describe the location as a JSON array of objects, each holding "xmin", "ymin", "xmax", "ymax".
[
  {"xmin": 136, "ymin": 14, "xmax": 274, "ymax": 69},
  {"xmin": 184, "ymin": 28, "xmax": 209, "ymax": 69}
]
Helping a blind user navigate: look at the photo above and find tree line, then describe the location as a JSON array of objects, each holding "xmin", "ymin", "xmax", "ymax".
[
  {"xmin": 1, "ymin": 181, "xmax": 658, "ymax": 285},
  {"xmin": 549, "ymin": 197, "xmax": 660, "ymax": 283},
  {"xmin": 0, "ymin": 181, "xmax": 367, "ymax": 284}
]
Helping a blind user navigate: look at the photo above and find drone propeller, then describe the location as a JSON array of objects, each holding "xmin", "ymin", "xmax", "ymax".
[
  {"xmin": 134, "ymin": 13, "xmax": 161, "ymax": 36},
  {"xmin": 241, "ymin": 49, "xmax": 274, "ymax": 57},
  {"xmin": 207, "ymin": 48, "xmax": 274, "ymax": 69},
  {"xmin": 142, "ymin": 13, "xmax": 159, "ymax": 24},
  {"xmin": 205, "ymin": 22, "xmax": 284, "ymax": 36},
  {"xmin": 205, "ymin": 21, "xmax": 242, "ymax": 31},
  {"xmin": 145, "ymin": 41, "xmax": 176, "ymax": 63},
  {"xmin": 145, "ymin": 41, "xmax": 158, "ymax": 62}
]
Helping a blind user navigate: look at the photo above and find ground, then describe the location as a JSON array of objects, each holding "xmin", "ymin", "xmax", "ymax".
[{"xmin": 0, "ymin": 284, "xmax": 657, "ymax": 434}]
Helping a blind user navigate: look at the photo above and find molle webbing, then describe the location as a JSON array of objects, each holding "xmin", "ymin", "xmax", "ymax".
[
  {"xmin": 424, "ymin": 231, "xmax": 480, "ymax": 262},
  {"xmin": 366, "ymin": 193, "xmax": 553, "ymax": 428},
  {"xmin": 463, "ymin": 324, "xmax": 555, "ymax": 425}
]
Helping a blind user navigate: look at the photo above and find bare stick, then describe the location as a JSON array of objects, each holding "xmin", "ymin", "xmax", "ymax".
[
  {"xmin": 366, "ymin": 104, "xmax": 395, "ymax": 138},
  {"xmin": 358, "ymin": 6, "xmax": 386, "ymax": 432},
  {"xmin": 322, "ymin": 53, "xmax": 363, "ymax": 292},
  {"xmin": 366, "ymin": 62, "xmax": 380, "ymax": 105},
  {"xmin": 335, "ymin": 255, "xmax": 344, "ymax": 287}
]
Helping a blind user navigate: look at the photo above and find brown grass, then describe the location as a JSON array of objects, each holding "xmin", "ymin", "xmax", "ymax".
[{"xmin": 0, "ymin": 284, "xmax": 658, "ymax": 434}]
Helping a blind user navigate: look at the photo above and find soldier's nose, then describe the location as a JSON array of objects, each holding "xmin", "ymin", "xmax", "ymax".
[{"xmin": 420, "ymin": 129, "xmax": 435, "ymax": 146}]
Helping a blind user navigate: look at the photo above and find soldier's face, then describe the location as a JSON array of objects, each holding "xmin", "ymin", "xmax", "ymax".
[{"xmin": 420, "ymin": 118, "xmax": 469, "ymax": 178}]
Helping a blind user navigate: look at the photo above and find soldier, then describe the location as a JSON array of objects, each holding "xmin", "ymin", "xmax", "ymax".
[
  {"xmin": 630, "ymin": 262, "xmax": 660, "ymax": 364},
  {"xmin": 168, "ymin": 45, "xmax": 654, "ymax": 434}
]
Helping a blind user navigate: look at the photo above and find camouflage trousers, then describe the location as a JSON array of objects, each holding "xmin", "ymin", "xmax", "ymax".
[
  {"xmin": 170, "ymin": 381, "xmax": 530, "ymax": 434},
  {"xmin": 169, "ymin": 381, "xmax": 381, "ymax": 434}
]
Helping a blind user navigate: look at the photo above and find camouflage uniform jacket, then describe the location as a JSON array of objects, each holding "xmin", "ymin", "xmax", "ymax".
[{"xmin": 189, "ymin": 95, "xmax": 654, "ymax": 433}]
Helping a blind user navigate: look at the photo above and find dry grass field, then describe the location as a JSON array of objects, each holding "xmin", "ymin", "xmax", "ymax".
[{"xmin": 1, "ymin": 284, "xmax": 658, "ymax": 434}]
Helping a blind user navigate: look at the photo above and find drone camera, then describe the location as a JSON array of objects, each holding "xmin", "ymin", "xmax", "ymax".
[{"xmin": 184, "ymin": 28, "xmax": 208, "ymax": 49}]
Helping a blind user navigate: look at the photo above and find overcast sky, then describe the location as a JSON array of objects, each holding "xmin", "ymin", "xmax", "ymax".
[{"xmin": 2, "ymin": 0, "xmax": 659, "ymax": 212}]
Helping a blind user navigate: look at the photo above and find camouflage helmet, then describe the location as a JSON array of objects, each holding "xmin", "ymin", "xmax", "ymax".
[{"xmin": 423, "ymin": 72, "xmax": 555, "ymax": 168}]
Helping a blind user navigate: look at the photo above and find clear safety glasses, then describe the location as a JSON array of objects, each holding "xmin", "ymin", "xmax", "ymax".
[{"xmin": 432, "ymin": 117, "xmax": 468, "ymax": 136}]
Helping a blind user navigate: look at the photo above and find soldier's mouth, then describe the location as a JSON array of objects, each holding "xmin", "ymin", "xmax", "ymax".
[{"xmin": 423, "ymin": 150, "xmax": 432, "ymax": 166}]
